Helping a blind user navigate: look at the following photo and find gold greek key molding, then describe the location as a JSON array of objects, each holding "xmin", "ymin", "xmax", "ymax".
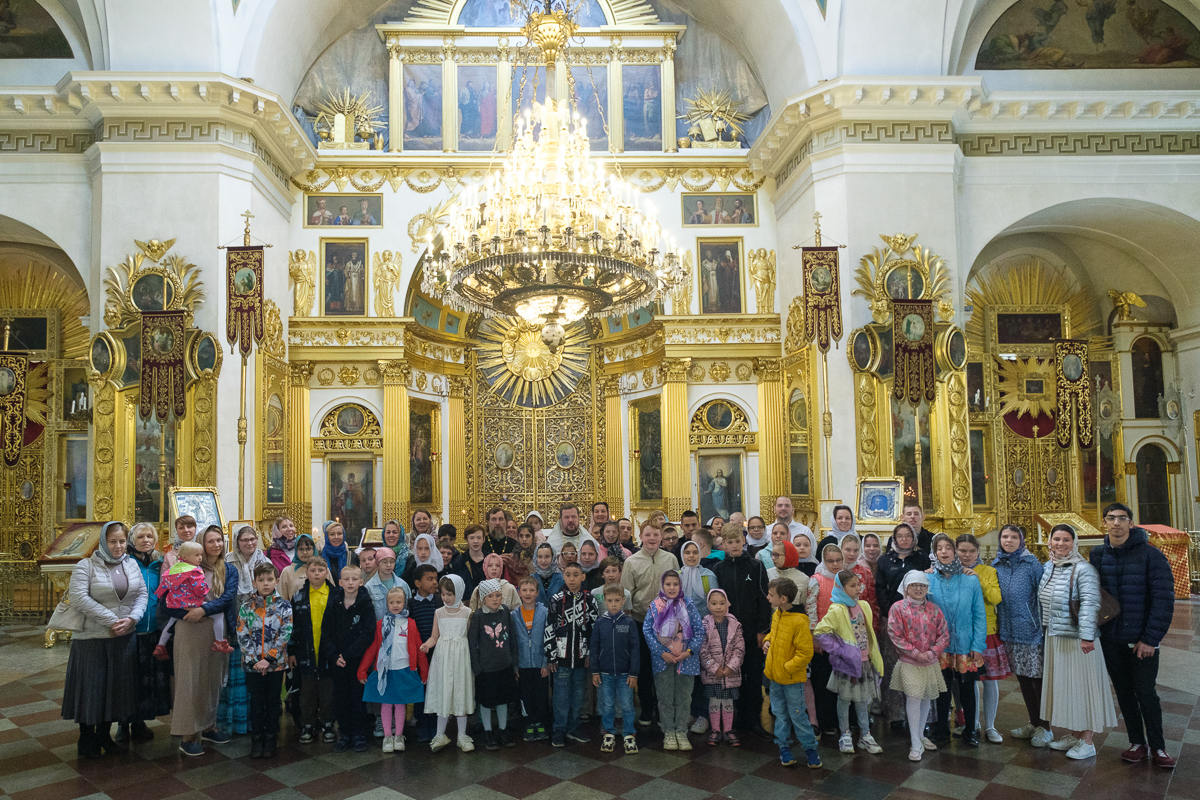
[
  {"xmin": 0, "ymin": 131, "xmax": 93, "ymax": 153},
  {"xmin": 957, "ymin": 131, "xmax": 1200, "ymax": 157}
]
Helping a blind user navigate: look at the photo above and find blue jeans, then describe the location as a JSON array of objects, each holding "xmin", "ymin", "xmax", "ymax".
[
  {"xmin": 597, "ymin": 673, "xmax": 636, "ymax": 736},
  {"xmin": 769, "ymin": 680, "xmax": 818, "ymax": 751},
  {"xmin": 552, "ymin": 666, "xmax": 587, "ymax": 735}
]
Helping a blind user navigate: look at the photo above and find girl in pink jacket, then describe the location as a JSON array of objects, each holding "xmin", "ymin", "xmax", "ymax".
[
  {"xmin": 700, "ymin": 589, "xmax": 745, "ymax": 746},
  {"xmin": 886, "ymin": 571, "xmax": 950, "ymax": 763}
]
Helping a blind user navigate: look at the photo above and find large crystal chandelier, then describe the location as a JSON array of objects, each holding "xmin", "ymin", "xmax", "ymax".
[{"xmin": 420, "ymin": 0, "xmax": 683, "ymax": 353}]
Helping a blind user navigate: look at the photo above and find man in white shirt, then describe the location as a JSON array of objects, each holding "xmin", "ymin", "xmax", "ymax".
[
  {"xmin": 543, "ymin": 503, "xmax": 597, "ymax": 556},
  {"xmin": 772, "ymin": 496, "xmax": 815, "ymax": 553}
]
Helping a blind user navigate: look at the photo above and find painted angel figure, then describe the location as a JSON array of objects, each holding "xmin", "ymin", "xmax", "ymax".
[
  {"xmin": 288, "ymin": 249, "xmax": 316, "ymax": 317},
  {"xmin": 747, "ymin": 248, "xmax": 776, "ymax": 314}
]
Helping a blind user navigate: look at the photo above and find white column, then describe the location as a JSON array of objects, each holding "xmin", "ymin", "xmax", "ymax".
[
  {"xmin": 442, "ymin": 42, "xmax": 456, "ymax": 152},
  {"xmin": 387, "ymin": 39, "xmax": 403, "ymax": 153},
  {"xmin": 661, "ymin": 36, "xmax": 677, "ymax": 152},
  {"xmin": 607, "ymin": 50, "xmax": 622, "ymax": 153}
]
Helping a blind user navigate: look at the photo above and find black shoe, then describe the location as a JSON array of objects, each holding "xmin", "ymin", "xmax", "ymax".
[
  {"xmin": 963, "ymin": 730, "xmax": 980, "ymax": 747},
  {"xmin": 250, "ymin": 735, "xmax": 265, "ymax": 759},
  {"xmin": 750, "ymin": 724, "xmax": 774, "ymax": 741},
  {"xmin": 484, "ymin": 730, "xmax": 499, "ymax": 751},
  {"xmin": 130, "ymin": 721, "xmax": 155, "ymax": 742},
  {"xmin": 95, "ymin": 724, "xmax": 128, "ymax": 754},
  {"xmin": 931, "ymin": 727, "xmax": 952, "ymax": 746},
  {"xmin": 334, "ymin": 735, "xmax": 351, "ymax": 753},
  {"xmin": 77, "ymin": 725, "xmax": 102, "ymax": 760},
  {"xmin": 500, "ymin": 729, "xmax": 516, "ymax": 748},
  {"xmin": 322, "ymin": 724, "xmax": 337, "ymax": 743},
  {"xmin": 113, "ymin": 723, "xmax": 130, "ymax": 747},
  {"xmin": 262, "ymin": 736, "xmax": 278, "ymax": 758}
]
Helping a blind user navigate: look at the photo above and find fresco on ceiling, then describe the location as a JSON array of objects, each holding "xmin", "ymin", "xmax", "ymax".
[
  {"xmin": 976, "ymin": 0, "xmax": 1200, "ymax": 69},
  {"xmin": 458, "ymin": 0, "xmax": 608, "ymax": 26},
  {"xmin": 0, "ymin": 0, "xmax": 72, "ymax": 58}
]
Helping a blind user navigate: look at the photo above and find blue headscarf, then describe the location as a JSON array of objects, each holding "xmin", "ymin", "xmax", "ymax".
[
  {"xmin": 321, "ymin": 521, "xmax": 349, "ymax": 581},
  {"xmin": 830, "ymin": 572, "xmax": 858, "ymax": 609},
  {"xmin": 291, "ymin": 534, "xmax": 316, "ymax": 571},
  {"xmin": 992, "ymin": 525, "xmax": 1029, "ymax": 565}
]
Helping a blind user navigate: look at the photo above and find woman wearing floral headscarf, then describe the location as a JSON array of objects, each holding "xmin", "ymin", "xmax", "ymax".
[
  {"xmin": 643, "ymin": 570, "xmax": 705, "ymax": 750},
  {"xmin": 925, "ymin": 533, "xmax": 986, "ymax": 747},
  {"xmin": 61, "ymin": 521, "xmax": 148, "ymax": 759},
  {"xmin": 267, "ymin": 515, "xmax": 299, "ymax": 575}
]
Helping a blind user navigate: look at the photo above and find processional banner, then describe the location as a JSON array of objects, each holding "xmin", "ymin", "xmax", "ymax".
[
  {"xmin": 1054, "ymin": 338, "xmax": 1093, "ymax": 449},
  {"xmin": 801, "ymin": 246, "xmax": 842, "ymax": 353},
  {"xmin": 892, "ymin": 300, "xmax": 935, "ymax": 405},
  {"xmin": 226, "ymin": 246, "xmax": 265, "ymax": 357},
  {"xmin": 140, "ymin": 311, "xmax": 188, "ymax": 422}
]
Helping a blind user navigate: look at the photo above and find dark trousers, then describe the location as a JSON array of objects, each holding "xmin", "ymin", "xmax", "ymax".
[
  {"xmin": 298, "ymin": 671, "xmax": 333, "ymax": 728},
  {"xmin": 331, "ymin": 666, "xmax": 366, "ymax": 738},
  {"xmin": 637, "ymin": 630, "xmax": 656, "ymax": 721},
  {"xmin": 936, "ymin": 668, "xmax": 978, "ymax": 736},
  {"xmin": 245, "ymin": 671, "xmax": 284, "ymax": 737},
  {"xmin": 810, "ymin": 651, "xmax": 839, "ymax": 733},
  {"xmin": 735, "ymin": 636, "xmax": 766, "ymax": 731},
  {"xmin": 1101, "ymin": 637, "xmax": 1165, "ymax": 750},
  {"xmin": 519, "ymin": 668, "xmax": 551, "ymax": 728},
  {"xmin": 1016, "ymin": 675, "xmax": 1048, "ymax": 729}
]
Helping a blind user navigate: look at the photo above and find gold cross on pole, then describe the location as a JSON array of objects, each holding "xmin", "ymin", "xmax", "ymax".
[
  {"xmin": 813, "ymin": 211, "xmax": 823, "ymax": 247},
  {"xmin": 240, "ymin": 210, "xmax": 254, "ymax": 247}
]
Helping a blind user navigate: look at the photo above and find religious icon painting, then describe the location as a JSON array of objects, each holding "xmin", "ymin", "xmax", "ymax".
[
  {"xmin": 320, "ymin": 239, "xmax": 369, "ymax": 316},
  {"xmin": 403, "ymin": 64, "xmax": 444, "ymax": 150},
  {"xmin": 696, "ymin": 453, "xmax": 743, "ymax": 523},
  {"xmin": 621, "ymin": 65, "xmax": 660, "ymax": 152},
  {"xmin": 572, "ymin": 66, "xmax": 609, "ymax": 151},
  {"xmin": 855, "ymin": 477, "xmax": 903, "ymax": 525},
  {"xmin": 169, "ymin": 487, "xmax": 224, "ymax": 536},
  {"xmin": 336, "ymin": 404, "xmax": 366, "ymax": 435},
  {"xmin": 696, "ymin": 238, "xmax": 744, "ymax": 314},
  {"xmin": 304, "ymin": 194, "xmax": 382, "ymax": 228},
  {"xmin": 457, "ymin": 65, "xmax": 498, "ymax": 152},
  {"xmin": 409, "ymin": 404, "xmax": 435, "ymax": 505},
  {"xmin": 329, "ymin": 460, "xmax": 373, "ymax": 541},
  {"xmin": 131, "ymin": 273, "xmax": 173, "ymax": 312},
  {"xmin": 681, "ymin": 193, "xmax": 756, "ymax": 227}
]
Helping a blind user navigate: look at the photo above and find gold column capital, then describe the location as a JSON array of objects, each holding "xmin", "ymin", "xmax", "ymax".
[
  {"xmin": 448, "ymin": 375, "xmax": 470, "ymax": 398},
  {"xmin": 599, "ymin": 374, "xmax": 621, "ymax": 398},
  {"xmin": 386, "ymin": 36, "xmax": 403, "ymax": 60},
  {"xmin": 289, "ymin": 361, "xmax": 314, "ymax": 386},
  {"xmin": 662, "ymin": 357, "xmax": 692, "ymax": 383},
  {"xmin": 752, "ymin": 356, "xmax": 783, "ymax": 383},
  {"xmin": 378, "ymin": 360, "xmax": 411, "ymax": 385}
]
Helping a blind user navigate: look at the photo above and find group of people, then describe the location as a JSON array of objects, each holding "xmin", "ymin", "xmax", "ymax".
[{"xmin": 59, "ymin": 498, "xmax": 1177, "ymax": 772}]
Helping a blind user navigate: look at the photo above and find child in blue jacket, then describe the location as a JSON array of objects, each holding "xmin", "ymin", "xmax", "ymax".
[
  {"xmin": 513, "ymin": 576, "xmax": 550, "ymax": 741},
  {"xmin": 590, "ymin": 583, "xmax": 641, "ymax": 754}
]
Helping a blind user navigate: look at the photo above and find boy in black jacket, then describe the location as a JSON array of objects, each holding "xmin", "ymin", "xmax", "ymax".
[
  {"xmin": 712, "ymin": 528, "xmax": 772, "ymax": 738},
  {"xmin": 288, "ymin": 558, "xmax": 336, "ymax": 744},
  {"xmin": 321, "ymin": 564, "xmax": 376, "ymax": 753},
  {"xmin": 590, "ymin": 583, "xmax": 640, "ymax": 754}
]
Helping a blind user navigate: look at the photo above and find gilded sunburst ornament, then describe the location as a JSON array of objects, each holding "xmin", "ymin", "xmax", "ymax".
[
  {"xmin": 478, "ymin": 318, "xmax": 589, "ymax": 408},
  {"xmin": 996, "ymin": 356, "xmax": 1056, "ymax": 419}
]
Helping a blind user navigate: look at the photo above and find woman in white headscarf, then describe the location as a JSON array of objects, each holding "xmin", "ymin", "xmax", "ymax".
[
  {"xmin": 61, "ymin": 521, "xmax": 148, "ymax": 759},
  {"xmin": 817, "ymin": 505, "xmax": 857, "ymax": 553},
  {"xmin": 401, "ymin": 532, "xmax": 444, "ymax": 586}
]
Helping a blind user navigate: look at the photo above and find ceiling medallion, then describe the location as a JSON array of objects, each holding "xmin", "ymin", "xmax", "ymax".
[{"xmin": 420, "ymin": 0, "xmax": 684, "ymax": 355}]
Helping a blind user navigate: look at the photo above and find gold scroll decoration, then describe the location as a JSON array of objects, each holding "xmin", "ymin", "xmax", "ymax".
[
  {"xmin": 802, "ymin": 247, "xmax": 842, "ymax": 353},
  {"xmin": 140, "ymin": 311, "xmax": 188, "ymax": 422},
  {"xmin": 0, "ymin": 354, "xmax": 29, "ymax": 467},
  {"xmin": 892, "ymin": 299, "xmax": 935, "ymax": 404},
  {"xmin": 1054, "ymin": 339, "xmax": 1093, "ymax": 450},
  {"xmin": 226, "ymin": 246, "xmax": 265, "ymax": 357}
]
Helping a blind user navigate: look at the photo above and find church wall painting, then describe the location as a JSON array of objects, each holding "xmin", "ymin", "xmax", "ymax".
[
  {"xmin": 457, "ymin": 0, "xmax": 606, "ymax": 27},
  {"xmin": 682, "ymin": 193, "xmax": 757, "ymax": 227},
  {"xmin": 329, "ymin": 459, "xmax": 374, "ymax": 540},
  {"xmin": 410, "ymin": 406, "xmax": 434, "ymax": 505},
  {"xmin": 696, "ymin": 238, "xmax": 745, "ymax": 314},
  {"xmin": 403, "ymin": 64, "xmax": 443, "ymax": 150},
  {"xmin": 0, "ymin": 0, "xmax": 73, "ymax": 58},
  {"xmin": 976, "ymin": 0, "xmax": 1200, "ymax": 69},
  {"xmin": 572, "ymin": 66, "xmax": 609, "ymax": 151},
  {"xmin": 697, "ymin": 453, "xmax": 743, "ymax": 522},
  {"xmin": 320, "ymin": 239, "xmax": 369, "ymax": 316},
  {"xmin": 620, "ymin": 65, "xmax": 660, "ymax": 151},
  {"xmin": 305, "ymin": 194, "xmax": 382, "ymax": 228},
  {"xmin": 457, "ymin": 65, "xmax": 498, "ymax": 152}
]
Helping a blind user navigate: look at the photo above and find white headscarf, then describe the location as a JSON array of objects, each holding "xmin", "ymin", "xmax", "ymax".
[
  {"xmin": 791, "ymin": 528, "xmax": 819, "ymax": 563},
  {"xmin": 444, "ymin": 573, "xmax": 466, "ymax": 609},
  {"xmin": 830, "ymin": 505, "xmax": 857, "ymax": 544},
  {"xmin": 679, "ymin": 541, "xmax": 708, "ymax": 601},
  {"xmin": 227, "ymin": 525, "xmax": 270, "ymax": 595},
  {"xmin": 412, "ymin": 532, "xmax": 444, "ymax": 571},
  {"xmin": 897, "ymin": 569, "xmax": 929, "ymax": 600}
]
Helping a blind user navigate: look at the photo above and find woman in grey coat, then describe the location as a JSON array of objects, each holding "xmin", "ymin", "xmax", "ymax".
[
  {"xmin": 60, "ymin": 521, "xmax": 148, "ymax": 759},
  {"xmin": 1037, "ymin": 524, "xmax": 1116, "ymax": 761}
]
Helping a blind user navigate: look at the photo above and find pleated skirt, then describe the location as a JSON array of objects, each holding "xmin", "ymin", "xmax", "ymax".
[
  {"xmin": 61, "ymin": 635, "xmax": 140, "ymax": 725},
  {"xmin": 1040, "ymin": 633, "xmax": 1116, "ymax": 733}
]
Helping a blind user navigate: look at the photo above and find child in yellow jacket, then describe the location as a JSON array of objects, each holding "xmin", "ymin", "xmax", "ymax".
[
  {"xmin": 762, "ymin": 577, "xmax": 821, "ymax": 769},
  {"xmin": 814, "ymin": 571, "xmax": 885, "ymax": 756}
]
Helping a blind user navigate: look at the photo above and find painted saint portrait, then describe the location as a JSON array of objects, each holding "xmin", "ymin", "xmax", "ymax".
[
  {"xmin": 305, "ymin": 195, "xmax": 382, "ymax": 228},
  {"xmin": 458, "ymin": 66, "xmax": 498, "ymax": 152},
  {"xmin": 996, "ymin": 312, "xmax": 1062, "ymax": 344},
  {"xmin": 410, "ymin": 407, "xmax": 434, "ymax": 504},
  {"xmin": 852, "ymin": 329, "xmax": 873, "ymax": 371},
  {"xmin": 705, "ymin": 400, "xmax": 735, "ymax": 431},
  {"xmin": 698, "ymin": 240, "xmax": 743, "ymax": 314},
  {"xmin": 321, "ymin": 240, "xmax": 368, "ymax": 316},
  {"xmin": 623, "ymin": 65, "xmax": 661, "ymax": 152},
  {"xmin": 233, "ymin": 267, "xmax": 256, "ymax": 295},
  {"xmin": 555, "ymin": 441, "xmax": 576, "ymax": 469},
  {"xmin": 698, "ymin": 455, "xmax": 742, "ymax": 522},
  {"xmin": 132, "ymin": 274, "xmax": 172, "ymax": 312},
  {"xmin": 886, "ymin": 267, "xmax": 924, "ymax": 300},
  {"xmin": 856, "ymin": 478, "xmax": 903, "ymax": 522},
  {"xmin": 636, "ymin": 405, "xmax": 663, "ymax": 502},
  {"xmin": 403, "ymin": 64, "xmax": 443, "ymax": 150},
  {"xmin": 495, "ymin": 442, "xmax": 515, "ymax": 469},
  {"xmin": 336, "ymin": 405, "xmax": 365, "ymax": 435},
  {"xmin": 151, "ymin": 327, "xmax": 175, "ymax": 354},
  {"xmin": 1062, "ymin": 353, "xmax": 1084, "ymax": 382},
  {"xmin": 329, "ymin": 461, "xmax": 373, "ymax": 539},
  {"xmin": 902, "ymin": 313, "xmax": 926, "ymax": 342},
  {"xmin": 809, "ymin": 266, "xmax": 833, "ymax": 293},
  {"xmin": 91, "ymin": 337, "xmax": 112, "ymax": 376},
  {"xmin": 0, "ymin": 367, "xmax": 15, "ymax": 396}
]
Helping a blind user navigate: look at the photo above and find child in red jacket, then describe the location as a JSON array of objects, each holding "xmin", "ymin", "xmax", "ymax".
[{"xmin": 358, "ymin": 587, "xmax": 429, "ymax": 753}]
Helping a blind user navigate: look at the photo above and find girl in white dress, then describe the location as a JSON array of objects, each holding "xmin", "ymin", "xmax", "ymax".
[{"xmin": 419, "ymin": 574, "xmax": 476, "ymax": 752}]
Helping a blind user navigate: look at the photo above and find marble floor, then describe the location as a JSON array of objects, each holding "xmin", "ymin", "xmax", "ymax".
[{"xmin": 2, "ymin": 602, "xmax": 1199, "ymax": 800}]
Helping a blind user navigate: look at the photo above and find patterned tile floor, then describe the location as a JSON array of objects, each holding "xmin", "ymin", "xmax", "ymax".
[{"xmin": 2, "ymin": 602, "xmax": 1198, "ymax": 800}]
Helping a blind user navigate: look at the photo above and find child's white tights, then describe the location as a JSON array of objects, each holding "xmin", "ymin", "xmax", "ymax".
[
  {"xmin": 436, "ymin": 715, "xmax": 469, "ymax": 738},
  {"xmin": 905, "ymin": 695, "xmax": 932, "ymax": 752},
  {"xmin": 480, "ymin": 705, "xmax": 508, "ymax": 731}
]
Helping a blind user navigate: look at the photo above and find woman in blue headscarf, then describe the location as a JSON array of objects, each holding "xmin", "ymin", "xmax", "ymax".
[{"xmin": 321, "ymin": 520, "xmax": 358, "ymax": 583}]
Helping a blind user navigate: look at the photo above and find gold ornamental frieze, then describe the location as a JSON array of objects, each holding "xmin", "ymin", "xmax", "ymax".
[{"xmin": 314, "ymin": 403, "xmax": 383, "ymax": 452}]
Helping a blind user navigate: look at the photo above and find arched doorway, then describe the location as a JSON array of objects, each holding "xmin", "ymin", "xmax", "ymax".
[{"xmin": 1135, "ymin": 443, "xmax": 1171, "ymax": 525}]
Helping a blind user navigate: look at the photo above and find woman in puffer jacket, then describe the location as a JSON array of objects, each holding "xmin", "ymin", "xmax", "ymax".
[
  {"xmin": 992, "ymin": 524, "xmax": 1050, "ymax": 747},
  {"xmin": 1037, "ymin": 524, "xmax": 1115, "ymax": 761}
]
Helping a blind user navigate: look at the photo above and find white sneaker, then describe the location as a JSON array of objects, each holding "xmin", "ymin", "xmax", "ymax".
[
  {"xmin": 457, "ymin": 734, "xmax": 474, "ymax": 752},
  {"xmin": 676, "ymin": 732, "xmax": 693, "ymax": 751},
  {"xmin": 690, "ymin": 716, "xmax": 709, "ymax": 734},
  {"xmin": 921, "ymin": 736, "xmax": 938, "ymax": 751},
  {"xmin": 908, "ymin": 747, "xmax": 923, "ymax": 762},
  {"xmin": 1049, "ymin": 735, "xmax": 1079, "ymax": 751},
  {"xmin": 382, "ymin": 736, "xmax": 394, "ymax": 753},
  {"xmin": 1066, "ymin": 741, "xmax": 1097, "ymax": 760},
  {"xmin": 838, "ymin": 732, "xmax": 854, "ymax": 754},
  {"xmin": 662, "ymin": 732, "xmax": 678, "ymax": 750},
  {"xmin": 858, "ymin": 734, "xmax": 882, "ymax": 754},
  {"xmin": 395, "ymin": 734, "xmax": 405, "ymax": 752},
  {"xmin": 1031, "ymin": 727, "xmax": 1054, "ymax": 748},
  {"xmin": 430, "ymin": 733, "xmax": 451, "ymax": 752},
  {"xmin": 952, "ymin": 725, "xmax": 965, "ymax": 737},
  {"xmin": 985, "ymin": 728, "xmax": 1003, "ymax": 744},
  {"xmin": 1011, "ymin": 723, "xmax": 1037, "ymax": 739}
]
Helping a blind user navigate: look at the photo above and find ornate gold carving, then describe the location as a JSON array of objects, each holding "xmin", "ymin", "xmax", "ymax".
[
  {"xmin": 408, "ymin": 196, "xmax": 456, "ymax": 253},
  {"xmin": 735, "ymin": 363, "xmax": 753, "ymax": 381},
  {"xmin": 662, "ymin": 358, "xmax": 691, "ymax": 383},
  {"xmin": 448, "ymin": 375, "xmax": 470, "ymax": 398},
  {"xmin": 372, "ymin": 251, "xmax": 402, "ymax": 316},
  {"xmin": 856, "ymin": 372, "xmax": 879, "ymax": 477},
  {"xmin": 642, "ymin": 369, "xmax": 655, "ymax": 389},
  {"xmin": 477, "ymin": 319, "xmax": 588, "ymax": 408},
  {"xmin": 289, "ymin": 249, "xmax": 316, "ymax": 317},
  {"xmin": 135, "ymin": 238, "xmax": 176, "ymax": 262},
  {"xmin": 669, "ymin": 250, "xmax": 693, "ymax": 314},
  {"xmin": 747, "ymin": 248, "xmax": 776, "ymax": 314},
  {"xmin": 261, "ymin": 300, "xmax": 285, "ymax": 358},
  {"xmin": 289, "ymin": 361, "xmax": 314, "ymax": 386},
  {"xmin": 853, "ymin": 233, "xmax": 953, "ymax": 325},
  {"xmin": 708, "ymin": 362, "xmax": 731, "ymax": 383},
  {"xmin": 687, "ymin": 363, "xmax": 704, "ymax": 381},
  {"xmin": 1108, "ymin": 290, "xmax": 1146, "ymax": 322},
  {"xmin": 784, "ymin": 297, "xmax": 806, "ymax": 354},
  {"xmin": 415, "ymin": 372, "xmax": 427, "ymax": 391},
  {"xmin": 191, "ymin": 376, "xmax": 216, "ymax": 485},
  {"xmin": 663, "ymin": 318, "xmax": 780, "ymax": 346},
  {"xmin": 91, "ymin": 381, "xmax": 116, "ymax": 519},
  {"xmin": 691, "ymin": 399, "xmax": 751, "ymax": 434},
  {"xmin": 753, "ymin": 357, "xmax": 782, "ymax": 383},
  {"xmin": 316, "ymin": 403, "xmax": 383, "ymax": 451},
  {"xmin": 379, "ymin": 360, "xmax": 410, "ymax": 385},
  {"xmin": 103, "ymin": 241, "xmax": 204, "ymax": 329},
  {"xmin": 289, "ymin": 320, "xmax": 411, "ymax": 350},
  {"xmin": 315, "ymin": 367, "xmax": 335, "ymax": 386},
  {"xmin": 946, "ymin": 372, "xmax": 971, "ymax": 519},
  {"xmin": 997, "ymin": 357, "xmax": 1056, "ymax": 418},
  {"xmin": 338, "ymin": 366, "xmax": 361, "ymax": 386}
]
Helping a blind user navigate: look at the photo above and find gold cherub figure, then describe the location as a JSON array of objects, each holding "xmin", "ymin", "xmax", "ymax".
[
  {"xmin": 881, "ymin": 233, "xmax": 917, "ymax": 255},
  {"xmin": 134, "ymin": 238, "xmax": 176, "ymax": 262},
  {"xmin": 1107, "ymin": 290, "xmax": 1146, "ymax": 322}
]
